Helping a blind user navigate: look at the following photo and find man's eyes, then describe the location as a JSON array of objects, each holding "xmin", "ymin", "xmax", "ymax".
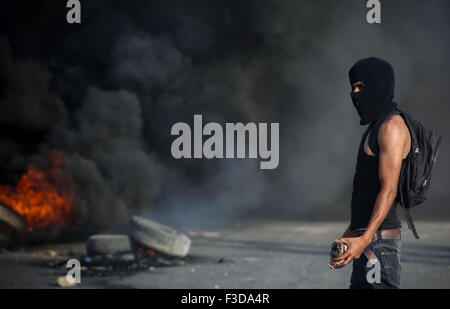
[{"xmin": 352, "ymin": 84, "xmax": 366, "ymax": 90}]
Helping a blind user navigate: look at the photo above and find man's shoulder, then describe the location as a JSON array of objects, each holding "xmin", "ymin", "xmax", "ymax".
[
  {"xmin": 378, "ymin": 114, "xmax": 410, "ymax": 145},
  {"xmin": 379, "ymin": 115, "xmax": 409, "ymax": 135}
]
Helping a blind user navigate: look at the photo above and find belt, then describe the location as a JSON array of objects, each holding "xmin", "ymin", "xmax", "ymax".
[
  {"xmin": 372, "ymin": 229, "xmax": 401, "ymax": 241},
  {"xmin": 352, "ymin": 228, "xmax": 401, "ymax": 241},
  {"xmin": 352, "ymin": 229, "xmax": 401, "ymax": 264}
]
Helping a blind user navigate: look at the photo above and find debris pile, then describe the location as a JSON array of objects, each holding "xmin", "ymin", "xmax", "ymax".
[
  {"xmin": 80, "ymin": 216, "xmax": 191, "ymax": 277},
  {"xmin": 0, "ymin": 210, "xmax": 192, "ymax": 280}
]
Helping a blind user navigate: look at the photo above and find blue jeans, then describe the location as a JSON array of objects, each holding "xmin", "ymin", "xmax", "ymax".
[{"xmin": 349, "ymin": 229, "xmax": 401, "ymax": 289}]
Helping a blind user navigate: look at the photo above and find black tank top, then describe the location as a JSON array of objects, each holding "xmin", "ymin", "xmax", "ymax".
[{"xmin": 350, "ymin": 113, "xmax": 403, "ymax": 231}]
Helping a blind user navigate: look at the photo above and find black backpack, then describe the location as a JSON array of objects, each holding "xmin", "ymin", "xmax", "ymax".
[{"xmin": 369, "ymin": 109, "xmax": 442, "ymax": 239}]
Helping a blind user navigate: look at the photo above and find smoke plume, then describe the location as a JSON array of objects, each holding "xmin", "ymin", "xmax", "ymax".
[{"xmin": 0, "ymin": 0, "xmax": 449, "ymax": 229}]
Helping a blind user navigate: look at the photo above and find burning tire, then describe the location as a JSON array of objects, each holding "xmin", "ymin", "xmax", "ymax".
[
  {"xmin": 0, "ymin": 204, "xmax": 27, "ymax": 246},
  {"xmin": 129, "ymin": 216, "xmax": 191, "ymax": 258},
  {"xmin": 86, "ymin": 234, "xmax": 132, "ymax": 256},
  {"xmin": 0, "ymin": 203, "xmax": 27, "ymax": 233}
]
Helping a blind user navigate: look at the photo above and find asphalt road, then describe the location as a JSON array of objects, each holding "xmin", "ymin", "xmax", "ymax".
[{"xmin": 0, "ymin": 220, "xmax": 449, "ymax": 288}]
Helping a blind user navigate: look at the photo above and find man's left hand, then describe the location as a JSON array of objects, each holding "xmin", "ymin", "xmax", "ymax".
[{"xmin": 331, "ymin": 236, "xmax": 371, "ymax": 269}]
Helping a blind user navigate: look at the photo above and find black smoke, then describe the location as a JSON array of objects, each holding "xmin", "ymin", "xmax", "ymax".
[{"xmin": 0, "ymin": 0, "xmax": 449, "ymax": 228}]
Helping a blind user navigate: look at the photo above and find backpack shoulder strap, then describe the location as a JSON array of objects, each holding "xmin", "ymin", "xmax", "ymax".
[{"xmin": 403, "ymin": 208, "xmax": 420, "ymax": 239}]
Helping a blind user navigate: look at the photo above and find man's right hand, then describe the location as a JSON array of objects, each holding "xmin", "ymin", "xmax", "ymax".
[{"xmin": 328, "ymin": 224, "xmax": 353, "ymax": 269}]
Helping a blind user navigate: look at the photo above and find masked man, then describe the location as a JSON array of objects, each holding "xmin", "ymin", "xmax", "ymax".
[{"xmin": 331, "ymin": 57, "xmax": 411, "ymax": 289}]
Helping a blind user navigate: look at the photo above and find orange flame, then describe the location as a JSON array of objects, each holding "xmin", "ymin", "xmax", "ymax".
[{"xmin": 0, "ymin": 152, "xmax": 75, "ymax": 230}]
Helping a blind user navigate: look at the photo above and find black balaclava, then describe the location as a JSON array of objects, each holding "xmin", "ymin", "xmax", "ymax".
[{"xmin": 349, "ymin": 57, "xmax": 398, "ymax": 125}]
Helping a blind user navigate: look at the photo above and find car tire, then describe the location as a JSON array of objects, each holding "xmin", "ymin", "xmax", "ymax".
[
  {"xmin": 86, "ymin": 234, "xmax": 132, "ymax": 256},
  {"xmin": 129, "ymin": 216, "xmax": 191, "ymax": 258},
  {"xmin": 0, "ymin": 203, "xmax": 27, "ymax": 233}
]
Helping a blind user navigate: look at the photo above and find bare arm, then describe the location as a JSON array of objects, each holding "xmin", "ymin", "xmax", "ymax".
[
  {"xmin": 333, "ymin": 117, "xmax": 409, "ymax": 267},
  {"xmin": 360, "ymin": 118, "xmax": 408, "ymax": 242}
]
